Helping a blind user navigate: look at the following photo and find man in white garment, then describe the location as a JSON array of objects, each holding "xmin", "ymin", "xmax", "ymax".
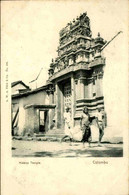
[
  {"xmin": 96, "ymin": 108, "xmax": 105, "ymax": 146},
  {"xmin": 61, "ymin": 107, "xmax": 72, "ymax": 142}
]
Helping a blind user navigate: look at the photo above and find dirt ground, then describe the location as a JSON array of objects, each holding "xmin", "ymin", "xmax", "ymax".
[{"xmin": 12, "ymin": 140, "xmax": 123, "ymax": 157}]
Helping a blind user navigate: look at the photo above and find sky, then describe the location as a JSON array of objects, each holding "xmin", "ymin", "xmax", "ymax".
[{"xmin": 2, "ymin": 0, "xmax": 128, "ymax": 135}]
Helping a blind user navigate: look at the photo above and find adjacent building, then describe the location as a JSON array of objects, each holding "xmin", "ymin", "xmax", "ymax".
[{"xmin": 11, "ymin": 80, "xmax": 30, "ymax": 95}]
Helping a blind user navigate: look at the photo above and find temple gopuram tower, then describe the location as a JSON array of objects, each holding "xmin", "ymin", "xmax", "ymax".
[{"xmin": 48, "ymin": 12, "xmax": 106, "ymax": 130}]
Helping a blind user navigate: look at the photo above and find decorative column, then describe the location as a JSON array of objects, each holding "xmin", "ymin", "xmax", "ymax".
[
  {"xmin": 87, "ymin": 78, "xmax": 93, "ymax": 98},
  {"xmin": 46, "ymin": 83, "xmax": 55, "ymax": 104},
  {"xmin": 84, "ymin": 79, "xmax": 88, "ymax": 99},
  {"xmin": 71, "ymin": 74, "xmax": 75, "ymax": 127},
  {"xmin": 46, "ymin": 83, "xmax": 55, "ymax": 131},
  {"xmin": 80, "ymin": 79, "xmax": 85, "ymax": 99},
  {"xmin": 60, "ymin": 84, "xmax": 64, "ymax": 130},
  {"xmin": 75, "ymin": 77, "xmax": 85, "ymax": 100},
  {"xmin": 75, "ymin": 79, "xmax": 80, "ymax": 100},
  {"xmin": 55, "ymin": 83, "xmax": 61, "ymax": 129},
  {"xmin": 96, "ymin": 71, "xmax": 104, "ymax": 97},
  {"xmin": 92, "ymin": 73, "xmax": 97, "ymax": 97},
  {"xmin": 49, "ymin": 89, "xmax": 54, "ymax": 104},
  {"xmin": 53, "ymin": 82, "xmax": 57, "ymax": 129}
]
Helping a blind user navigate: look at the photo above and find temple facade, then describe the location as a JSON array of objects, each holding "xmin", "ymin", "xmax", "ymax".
[
  {"xmin": 47, "ymin": 12, "xmax": 106, "ymax": 131},
  {"xmin": 12, "ymin": 12, "xmax": 106, "ymax": 136}
]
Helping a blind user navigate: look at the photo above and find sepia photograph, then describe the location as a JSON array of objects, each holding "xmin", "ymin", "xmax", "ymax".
[
  {"xmin": 1, "ymin": 1, "xmax": 128, "ymax": 194},
  {"xmin": 7, "ymin": 1, "xmax": 127, "ymax": 158}
]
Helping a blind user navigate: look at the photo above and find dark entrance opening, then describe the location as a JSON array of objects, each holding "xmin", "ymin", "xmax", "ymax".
[{"xmin": 39, "ymin": 110, "xmax": 48, "ymax": 133}]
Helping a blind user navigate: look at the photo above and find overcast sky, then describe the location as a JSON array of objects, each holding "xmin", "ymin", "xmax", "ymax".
[{"xmin": 2, "ymin": 0, "xmax": 128, "ymax": 134}]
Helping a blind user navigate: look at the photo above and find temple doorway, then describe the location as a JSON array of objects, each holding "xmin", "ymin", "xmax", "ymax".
[
  {"xmin": 39, "ymin": 110, "xmax": 48, "ymax": 133},
  {"xmin": 63, "ymin": 80, "xmax": 71, "ymax": 110}
]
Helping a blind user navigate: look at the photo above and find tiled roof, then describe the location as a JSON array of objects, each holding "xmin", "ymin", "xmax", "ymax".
[{"xmin": 11, "ymin": 80, "xmax": 30, "ymax": 89}]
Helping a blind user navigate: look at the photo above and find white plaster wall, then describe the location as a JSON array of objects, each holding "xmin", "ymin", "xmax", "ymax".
[
  {"xmin": 18, "ymin": 104, "xmax": 26, "ymax": 135},
  {"xmin": 14, "ymin": 89, "xmax": 49, "ymax": 134},
  {"xmin": 21, "ymin": 90, "xmax": 47, "ymax": 107}
]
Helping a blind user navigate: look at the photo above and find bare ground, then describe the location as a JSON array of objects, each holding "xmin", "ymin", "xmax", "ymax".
[{"xmin": 12, "ymin": 140, "xmax": 123, "ymax": 157}]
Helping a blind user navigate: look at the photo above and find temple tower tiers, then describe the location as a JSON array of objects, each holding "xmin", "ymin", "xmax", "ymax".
[{"xmin": 47, "ymin": 12, "xmax": 106, "ymax": 129}]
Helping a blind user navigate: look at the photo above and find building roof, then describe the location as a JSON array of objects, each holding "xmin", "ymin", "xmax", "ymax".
[
  {"xmin": 12, "ymin": 84, "xmax": 48, "ymax": 99},
  {"xmin": 11, "ymin": 80, "xmax": 30, "ymax": 89}
]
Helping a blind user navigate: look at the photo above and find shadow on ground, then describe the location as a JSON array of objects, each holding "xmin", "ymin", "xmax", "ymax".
[{"xmin": 13, "ymin": 146, "xmax": 123, "ymax": 157}]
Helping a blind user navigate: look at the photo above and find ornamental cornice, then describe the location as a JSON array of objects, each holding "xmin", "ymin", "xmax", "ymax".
[
  {"xmin": 75, "ymin": 48, "xmax": 90, "ymax": 54},
  {"xmin": 49, "ymin": 64, "xmax": 90, "ymax": 82},
  {"xmin": 75, "ymin": 75, "xmax": 91, "ymax": 84}
]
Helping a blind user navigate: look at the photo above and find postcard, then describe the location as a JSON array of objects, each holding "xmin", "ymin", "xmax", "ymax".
[{"xmin": 1, "ymin": 0, "xmax": 128, "ymax": 195}]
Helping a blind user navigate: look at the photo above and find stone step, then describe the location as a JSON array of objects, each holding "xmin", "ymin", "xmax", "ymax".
[
  {"xmin": 36, "ymin": 130, "xmax": 64, "ymax": 137},
  {"xmin": 36, "ymin": 133, "xmax": 64, "ymax": 137}
]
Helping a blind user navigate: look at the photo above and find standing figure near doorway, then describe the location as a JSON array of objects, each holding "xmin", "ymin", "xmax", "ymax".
[
  {"xmin": 80, "ymin": 106, "xmax": 92, "ymax": 148},
  {"xmin": 61, "ymin": 107, "xmax": 72, "ymax": 142},
  {"xmin": 96, "ymin": 108, "xmax": 105, "ymax": 146}
]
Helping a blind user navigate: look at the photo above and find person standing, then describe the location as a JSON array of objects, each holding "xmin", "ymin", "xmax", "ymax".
[
  {"xmin": 61, "ymin": 107, "xmax": 72, "ymax": 142},
  {"xmin": 96, "ymin": 108, "xmax": 105, "ymax": 146},
  {"xmin": 80, "ymin": 106, "xmax": 92, "ymax": 148}
]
